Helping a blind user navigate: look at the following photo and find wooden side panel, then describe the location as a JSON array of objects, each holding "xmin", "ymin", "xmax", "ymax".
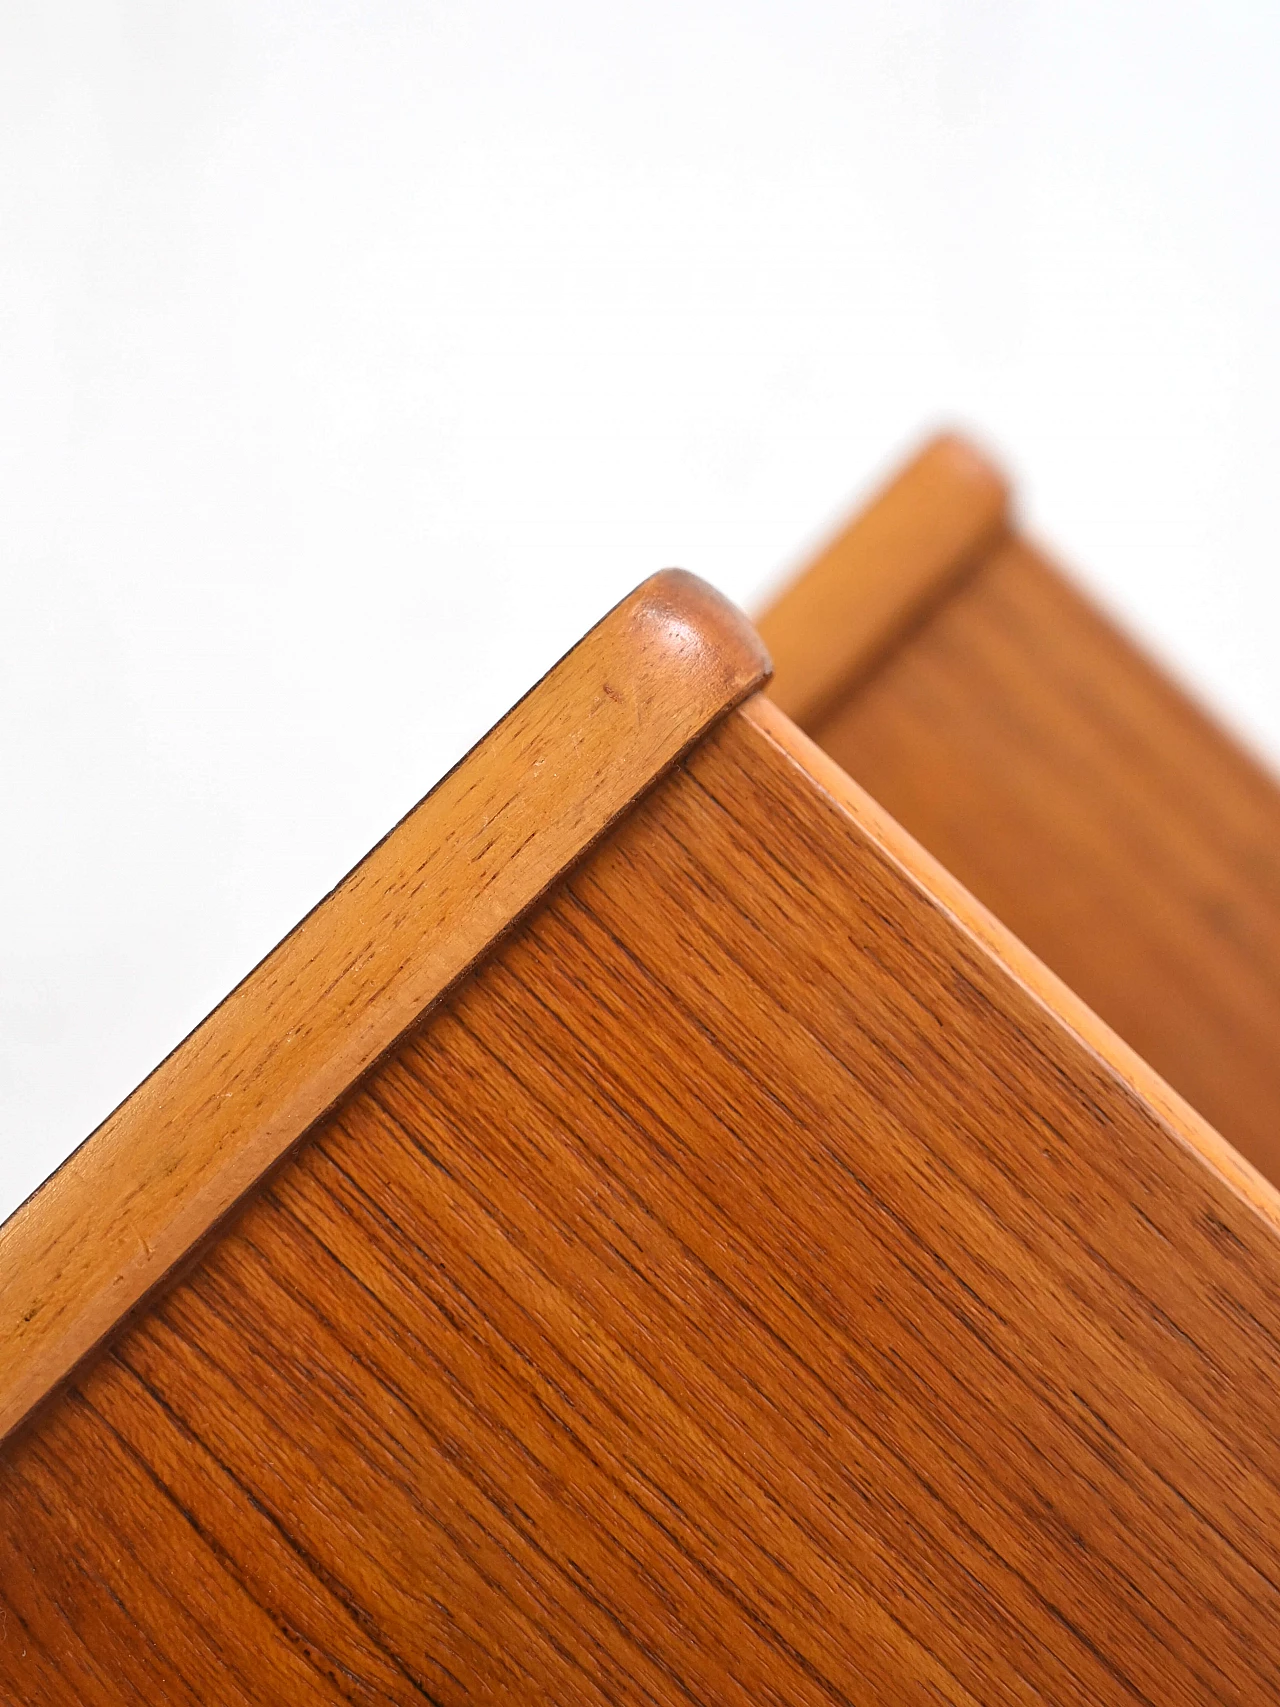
[
  {"xmin": 4, "ymin": 698, "xmax": 1280, "ymax": 1704},
  {"xmin": 811, "ymin": 536, "xmax": 1280, "ymax": 1182},
  {"xmin": 757, "ymin": 433, "xmax": 1010, "ymax": 727},
  {"xmin": 0, "ymin": 570, "xmax": 769, "ymax": 1449}
]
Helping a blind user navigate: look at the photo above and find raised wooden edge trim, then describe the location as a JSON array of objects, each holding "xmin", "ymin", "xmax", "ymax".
[
  {"xmin": 756, "ymin": 432, "xmax": 1010, "ymax": 729},
  {"xmin": 742, "ymin": 692, "xmax": 1280, "ymax": 1242},
  {"xmin": 0, "ymin": 570, "xmax": 771, "ymax": 1447}
]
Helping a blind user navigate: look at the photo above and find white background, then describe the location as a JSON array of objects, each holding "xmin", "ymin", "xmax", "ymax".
[{"xmin": 3, "ymin": 0, "xmax": 1279, "ymax": 1218}]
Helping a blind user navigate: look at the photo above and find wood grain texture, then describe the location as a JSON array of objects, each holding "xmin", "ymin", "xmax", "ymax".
[
  {"xmin": 809, "ymin": 532, "xmax": 1280, "ymax": 1183},
  {"xmin": 0, "ymin": 569, "xmax": 770, "ymax": 1449},
  {"xmin": 5, "ymin": 692, "xmax": 1280, "ymax": 1704},
  {"xmin": 757, "ymin": 432, "xmax": 1010, "ymax": 727}
]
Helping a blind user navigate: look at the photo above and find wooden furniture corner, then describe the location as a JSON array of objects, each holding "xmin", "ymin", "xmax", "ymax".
[
  {"xmin": 0, "ymin": 569, "xmax": 770, "ymax": 1449},
  {"xmin": 4, "ymin": 554, "xmax": 1280, "ymax": 1704},
  {"xmin": 758, "ymin": 433, "xmax": 1280, "ymax": 1183}
]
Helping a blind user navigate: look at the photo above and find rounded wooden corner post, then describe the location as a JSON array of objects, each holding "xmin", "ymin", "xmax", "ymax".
[
  {"xmin": 757, "ymin": 431, "xmax": 1011, "ymax": 729},
  {"xmin": 0, "ymin": 569, "xmax": 771, "ymax": 1448}
]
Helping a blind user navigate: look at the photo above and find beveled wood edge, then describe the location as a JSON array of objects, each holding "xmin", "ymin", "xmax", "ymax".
[
  {"xmin": 742, "ymin": 693, "xmax": 1280, "ymax": 1243},
  {"xmin": 756, "ymin": 432, "xmax": 1011, "ymax": 729},
  {"xmin": 0, "ymin": 571, "xmax": 771, "ymax": 1447}
]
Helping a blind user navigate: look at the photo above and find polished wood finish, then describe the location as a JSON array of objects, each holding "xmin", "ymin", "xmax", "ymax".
[
  {"xmin": 4, "ymin": 689, "xmax": 1280, "ymax": 1704},
  {"xmin": 0, "ymin": 570, "xmax": 770, "ymax": 1449},
  {"xmin": 757, "ymin": 433, "xmax": 1009, "ymax": 728},
  {"xmin": 763, "ymin": 439, "xmax": 1280, "ymax": 1182}
]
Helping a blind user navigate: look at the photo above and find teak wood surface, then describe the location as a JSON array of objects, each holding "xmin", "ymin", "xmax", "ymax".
[
  {"xmin": 4, "ymin": 662, "xmax": 1280, "ymax": 1701},
  {"xmin": 0, "ymin": 571, "xmax": 770, "ymax": 1449},
  {"xmin": 760, "ymin": 436, "xmax": 1280, "ymax": 1182},
  {"xmin": 759, "ymin": 433, "xmax": 1009, "ymax": 730}
]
